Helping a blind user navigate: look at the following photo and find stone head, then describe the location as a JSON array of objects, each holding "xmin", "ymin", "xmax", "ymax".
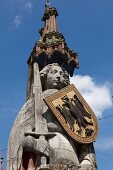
[{"xmin": 40, "ymin": 63, "xmax": 70, "ymax": 90}]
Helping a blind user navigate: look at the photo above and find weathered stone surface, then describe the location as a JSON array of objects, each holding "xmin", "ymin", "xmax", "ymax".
[
  {"xmin": 7, "ymin": 98, "xmax": 35, "ymax": 170},
  {"xmin": 7, "ymin": 63, "xmax": 97, "ymax": 170}
]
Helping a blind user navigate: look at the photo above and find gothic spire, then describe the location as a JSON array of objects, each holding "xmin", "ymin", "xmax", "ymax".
[
  {"xmin": 45, "ymin": 0, "xmax": 51, "ymax": 8},
  {"xmin": 27, "ymin": 2, "xmax": 79, "ymax": 91}
]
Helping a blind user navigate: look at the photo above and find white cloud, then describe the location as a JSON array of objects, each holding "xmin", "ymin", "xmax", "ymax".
[
  {"xmin": 70, "ymin": 75, "xmax": 112, "ymax": 118},
  {"xmin": 13, "ymin": 15, "xmax": 22, "ymax": 28},
  {"xmin": 25, "ymin": 1, "xmax": 33, "ymax": 12},
  {"xmin": 12, "ymin": 1, "xmax": 33, "ymax": 28},
  {"xmin": 95, "ymin": 137, "xmax": 113, "ymax": 151}
]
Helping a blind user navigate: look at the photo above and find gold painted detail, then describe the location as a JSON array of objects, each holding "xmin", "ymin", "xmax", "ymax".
[{"xmin": 44, "ymin": 84, "xmax": 99, "ymax": 144}]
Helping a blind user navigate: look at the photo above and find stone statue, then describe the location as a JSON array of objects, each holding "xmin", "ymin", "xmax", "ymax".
[{"xmin": 7, "ymin": 63, "xmax": 97, "ymax": 170}]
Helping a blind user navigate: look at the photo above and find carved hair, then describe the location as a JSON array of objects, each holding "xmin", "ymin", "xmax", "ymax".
[{"xmin": 40, "ymin": 63, "xmax": 70, "ymax": 90}]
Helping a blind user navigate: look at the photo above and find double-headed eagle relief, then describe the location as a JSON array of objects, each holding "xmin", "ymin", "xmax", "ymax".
[
  {"xmin": 44, "ymin": 84, "xmax": 98, "ymax": 144},
  {"xmin": 57, "ymin": 95, "xmax": 94, "ymax": 135}
]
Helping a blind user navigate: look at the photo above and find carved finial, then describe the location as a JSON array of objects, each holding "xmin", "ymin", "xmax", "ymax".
[{"xmin": 45, "ymin": 0, "xmax": 51, "ymax": 8}]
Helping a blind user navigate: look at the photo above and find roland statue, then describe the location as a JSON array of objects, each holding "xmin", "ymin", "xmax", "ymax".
[{"xmin": 7, "ymin": 63, "xmax": 97, "ymax": 170}]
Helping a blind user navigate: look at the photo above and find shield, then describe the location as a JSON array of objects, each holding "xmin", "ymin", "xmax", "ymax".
[{"xmin": 44, "ymin": 84, "xmax": 99, "ymax": 144}]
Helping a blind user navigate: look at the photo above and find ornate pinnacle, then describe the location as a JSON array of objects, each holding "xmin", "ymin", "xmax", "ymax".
[{"xmin": 45, "ymin": 0, "xmax": 51, "ymax": 8}]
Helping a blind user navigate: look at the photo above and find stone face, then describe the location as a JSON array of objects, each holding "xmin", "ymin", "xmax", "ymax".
[{"xmin": 40, "ymin": 63, "xmax": 70, "ymax": 91}]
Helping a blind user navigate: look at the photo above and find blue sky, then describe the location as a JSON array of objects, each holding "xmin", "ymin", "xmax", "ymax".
[{"xmin": 0, "ymin": 0, "xmax": 113, "ymax": 169}]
